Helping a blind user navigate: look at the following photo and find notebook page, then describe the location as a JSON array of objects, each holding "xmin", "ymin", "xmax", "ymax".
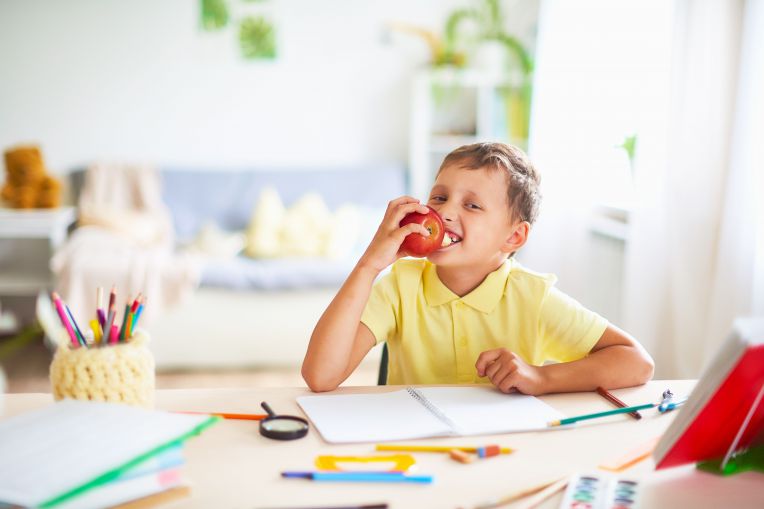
[
  {"xmin": 297, "ymin": 389, "xmax": 452, "ymax": 443},
  {"xmin": 417, "ymin": 387, "xmax": 564, "ymax": 436},
  {"xmin": 0, "ymin": 400, "xmax": 212, "ymax": 507}
]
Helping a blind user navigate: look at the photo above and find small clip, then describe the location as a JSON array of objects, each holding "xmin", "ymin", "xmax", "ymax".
[
  {"xmin": 658, "ymin": 389, "xmax": 674, "ymax": 412},
  {"xmin": 659, "ymin": 389, "xmax": 688, "ymax": 413}
]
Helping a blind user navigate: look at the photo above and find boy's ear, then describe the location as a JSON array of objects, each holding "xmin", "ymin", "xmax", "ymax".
[{"xmin": 501, "ymin": 221, "xmax": 530, "ymax": 254}]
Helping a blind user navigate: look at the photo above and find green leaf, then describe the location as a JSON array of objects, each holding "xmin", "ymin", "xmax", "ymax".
[
  {"xmin": 239, "ymin": 16, "xmax": 277, "ymax": 60},
  {"xmin": 200, "ymin": 0, "xmax": 229, "ymax": 31}
]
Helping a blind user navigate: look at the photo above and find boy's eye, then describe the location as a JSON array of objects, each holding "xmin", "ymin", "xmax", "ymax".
[
  {"xmin": 466, "ymin": 203, "xmax": 482, "ymax": 210},
  {"xmin": 429, "ymin": 196, "xmax": 446, "ymax": 202}
]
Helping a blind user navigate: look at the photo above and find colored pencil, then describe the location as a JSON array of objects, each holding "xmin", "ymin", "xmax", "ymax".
[
  {"xmin": 376, "ymin": 444, "xmax": 512, "ymax": 454},
  {"xmin": 256, "ymin": 505, "xmax": 388, "ymax": 509},
  {"xmin": 548, "ymin": 403, "xmax": 657, "ymax": 427},
  {"xmin": 104, "ymin": 302, "xmax": 116, "ymax": 345},
  {"xmin": 125, "ymin": 309, "xmax": 133, "ymax": 339},
  {"xmin": 281, "ymin": 472, "xmax": 432, "ymax": 483},
  {"xmin": 131, "ymin": 293, "xmax": 142, "ymax": 313},
  {"xmin": 596, "ymin": 386, "xmax": 642, "ymax": 420},
  {"xmin": 51, "ymin": 292, "xmax": 79, "ymax": 347},
  {"xmin": 96, "ymin": 308, "xmax": 106, "ymax": 329},
  {"xmin": 176, "ymin": 411, "xmax": 267, "ymax": 421},
  {"xmin": 107, "ymin": 285, "xmax": 116, "ymax": 321},
  {"xmin": 132, "ymin": 297, "xmax": 145, "ymax": 330},
  {"xmin": 512, "ymin": 477, "xmax": 569, "ymax": 509},
  {"xmin": 96, "ymin": 287, "xmax": 104, "ymax": 327},
  {"xmin": 65, "ymin": 305, "xmax": 87, "ymax": 347},
  {"xmin": 89, "ymin": 319, "xmax": 103, "ymax": 344},
  {"xmin": 474, "ymin": 476, "xmax": 568, "ymax": 509},
  {"xmin": 119, "ymin": 297, "xmax": 131, "ymax": 341}
]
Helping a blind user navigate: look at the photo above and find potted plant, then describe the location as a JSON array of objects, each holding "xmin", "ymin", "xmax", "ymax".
[{"xmin": 443, "ymin": 0, "xmax": 534, "ymax": 144}]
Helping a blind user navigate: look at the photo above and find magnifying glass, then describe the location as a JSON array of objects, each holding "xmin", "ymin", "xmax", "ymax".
[{"xmin": 258, "ymin": 401, "xmax": 309, "ymax": 440}]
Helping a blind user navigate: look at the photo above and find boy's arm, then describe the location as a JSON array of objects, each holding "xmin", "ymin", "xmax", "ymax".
[
  {"xmin": 538, "ymin": 324, "xmax": 655, "ymax": 393},
  {"xmin": 301, "ymin": 265, "xmax": 379, "ymax": 392},
  {"xmin": 476, "ymin": 324, "xmax": 655, "ymax": 395},
  {"xmin": 301, "ymin": 197, "xmax": 430, "ymax": 392}
]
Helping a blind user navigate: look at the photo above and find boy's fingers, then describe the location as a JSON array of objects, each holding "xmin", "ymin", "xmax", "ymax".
[
  {"xmin": 385, "ymin": 196, "xmax": 421, "ymax": 216},
  {"xmin": 498, "ymin": 370, "xmax": 521, "ymax": 394},
  {"xmin": 391, "ymin": 201, "xmax": 430, "ymax": 224},
  {"xmin": 485, "ymin": 362, "xmax": 512, "ymax": 385},
  {"xmin": 475, "ymin": 350, "xmax": 502, "ymax": 375},
  {"xmin": 485, "ymin": 360, "xmax": 504, "ymax": 380},
  {"xmin": 393, "ymin": 222, "xmax": 429, "ymax": 242}
]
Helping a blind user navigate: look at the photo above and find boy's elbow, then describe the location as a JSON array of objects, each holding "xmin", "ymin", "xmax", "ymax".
[
  {"xmin": 636, "ymin": 351, "xmax": 655, "ymax": 384},
  {"xmin": 301, "ymin": 365, "xmax": 340, "ymax": 393}
]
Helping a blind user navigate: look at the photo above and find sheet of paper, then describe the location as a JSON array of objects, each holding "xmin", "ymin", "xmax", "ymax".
[
  {"xmin": 0, "ymin": 400, "xmax": 212, "ymax": 507},
  {"xmin": 417, "ymin": 387, "xmax": 564, "ymax": 435},
  {"xmin": 297, "ymin": 389, "xmax": 451, "ymax": 443}
]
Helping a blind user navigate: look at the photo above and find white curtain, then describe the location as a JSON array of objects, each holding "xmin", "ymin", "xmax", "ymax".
[
  {"xmin": 622, "ymin": 0, "xmax": 764, "ymax": 378},
  {"xmin": 527, "ymin": 0, "xmax": 764, "ymax": 379},
  {"xmin": 524, "ymin": 1, "xmax": 672, "ymax": 323}
]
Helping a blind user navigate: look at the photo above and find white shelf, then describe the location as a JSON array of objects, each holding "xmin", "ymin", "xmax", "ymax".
[
  {"xmin": 0, "ymin": 207, "xmax": 75, "ymax": 247},
  {"xmin": 0, "ymin": 273, "xmax": 53, "ymax": 295},
  {"xmin": 409, "ymin": 69, "xmax": 526, "ymax": 199},
  {"xmin": 0, "ymin": 207, "xmax": 75, "ymax": 299},
  {"xmin": 423, "ymin": 67, "xmax": 525, "ymax": 87}
]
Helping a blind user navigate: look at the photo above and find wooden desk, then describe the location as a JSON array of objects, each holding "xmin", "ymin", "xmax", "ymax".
[{"xmin": 3, "ymin": 381, "xmax": 763, "ymax": 509}]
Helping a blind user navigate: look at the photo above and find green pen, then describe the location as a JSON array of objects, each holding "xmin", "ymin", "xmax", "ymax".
[{"xmin": 548, "ymin": 402, "xmax": 657, "ymax": 426}]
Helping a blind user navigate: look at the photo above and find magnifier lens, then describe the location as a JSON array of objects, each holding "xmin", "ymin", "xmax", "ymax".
[
  {"xmin": 259, "ymin": 401, "xmax": 309, "ymax": 440},
  {"xmin": 262, "ymin": 418, "xmax": 308, "ymax": 433}
]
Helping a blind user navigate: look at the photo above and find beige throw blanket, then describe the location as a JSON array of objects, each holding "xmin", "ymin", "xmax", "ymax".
[{"xmin": 51, "ymin": 163, "xmax": 200, "ymax": 327}]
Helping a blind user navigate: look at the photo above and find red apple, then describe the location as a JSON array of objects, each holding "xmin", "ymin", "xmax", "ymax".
[{"xmin": 399, "ymin": 206, "xmax": 445, "ymax": 257}]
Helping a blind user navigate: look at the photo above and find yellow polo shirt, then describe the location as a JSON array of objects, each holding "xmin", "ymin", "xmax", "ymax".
[{"xmin": 361, "ymin": 258, "xmax": 608, "ymax": 385}]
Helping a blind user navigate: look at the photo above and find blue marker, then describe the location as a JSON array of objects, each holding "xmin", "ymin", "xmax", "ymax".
[
  {"xmin": 658, "ymin": 396, "xmax": 688, "ymax": 412},
  {"xmin": 281, "ymin": 471, "xmax": 433, "ymax": 483}
]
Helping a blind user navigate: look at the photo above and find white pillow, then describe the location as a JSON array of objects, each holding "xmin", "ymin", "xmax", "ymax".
[{"xmin": 245, "ymin": 188, "xmax": 360, "ymax": 259}]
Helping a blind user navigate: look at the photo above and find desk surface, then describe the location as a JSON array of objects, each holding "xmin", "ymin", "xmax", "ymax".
[{"xmin": 3, "ymin": 381, "xmax": 763, "ymax": 509}]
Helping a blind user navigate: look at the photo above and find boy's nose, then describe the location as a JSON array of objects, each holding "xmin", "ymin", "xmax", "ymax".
[{"xmin": 439, "ymin": 204, "xmax": 457, "ymax": 222}]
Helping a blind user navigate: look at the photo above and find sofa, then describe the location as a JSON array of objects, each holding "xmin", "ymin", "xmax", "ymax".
[{"xmin": 68, "ymin": 164, "xmax": 406, "ymax": 370}]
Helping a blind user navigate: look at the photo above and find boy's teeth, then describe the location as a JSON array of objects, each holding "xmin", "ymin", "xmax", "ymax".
[{"xmin": 441, "ymin": 233, "xmax": 461, "ymax": 247}]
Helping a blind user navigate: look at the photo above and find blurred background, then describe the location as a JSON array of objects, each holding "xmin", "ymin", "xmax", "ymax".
[{"xmin": 0, "ymin": 0, "xmax": 762, "ymax": 393}]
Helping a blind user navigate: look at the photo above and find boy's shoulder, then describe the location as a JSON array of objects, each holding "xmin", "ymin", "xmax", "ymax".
[{"xmin": 507, "ymin": 259, "xmax": 558, "ymax": 293}]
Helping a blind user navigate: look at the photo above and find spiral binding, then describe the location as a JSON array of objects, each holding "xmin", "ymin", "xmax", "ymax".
[{"xmin": 406, "ymin": 387, "xmax": 460, "ymax": 435}]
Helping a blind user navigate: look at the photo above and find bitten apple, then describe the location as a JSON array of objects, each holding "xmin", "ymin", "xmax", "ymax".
[{"xmin": 399, "ymin": 206, "xmax": 446, "ymax": 257}]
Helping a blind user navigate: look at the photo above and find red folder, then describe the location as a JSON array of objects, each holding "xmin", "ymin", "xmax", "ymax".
[{"xmin": 654, "ymin": 319, "xmax": 764, "ymax": 469}]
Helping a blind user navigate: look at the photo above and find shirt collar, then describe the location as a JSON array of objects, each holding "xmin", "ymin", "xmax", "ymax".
[{"xmin": 423, "ymin": 259, "xmax": 513, "ymax": 313}]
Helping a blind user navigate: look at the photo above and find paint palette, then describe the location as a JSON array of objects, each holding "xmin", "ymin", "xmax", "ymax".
[{"xmin": 558, "ymin": 473, "xmax": 640, "ymax": 509}]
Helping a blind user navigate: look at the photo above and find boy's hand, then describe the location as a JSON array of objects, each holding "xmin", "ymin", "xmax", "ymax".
[
  {"xmin": 475, "ymin": 348, "xmax": 547, "ymax": 396},
  {"xmin": 357, "ymin": 196, "xmax": 430, "ymax": 273}
]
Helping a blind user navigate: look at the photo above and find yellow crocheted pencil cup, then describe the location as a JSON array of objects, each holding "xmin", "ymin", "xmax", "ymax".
[{"xmin": 49, "ymin": 329, "xmax": 155, "ymax": 408}]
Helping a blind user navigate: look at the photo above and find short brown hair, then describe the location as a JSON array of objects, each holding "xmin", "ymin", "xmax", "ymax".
[{"xmin": 438, "ymin": 142, "xmax": 542, "ymax": 224}]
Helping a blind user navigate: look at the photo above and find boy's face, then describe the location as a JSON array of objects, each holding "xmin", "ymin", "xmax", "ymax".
[{"xmin": 426, "ymin": 164, "xmax": 522, "ymax": 268}]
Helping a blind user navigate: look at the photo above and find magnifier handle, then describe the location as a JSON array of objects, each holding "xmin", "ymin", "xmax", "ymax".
[{"xmin": 261, "ymin": 401, "xmax": 276, "ymax": 417}]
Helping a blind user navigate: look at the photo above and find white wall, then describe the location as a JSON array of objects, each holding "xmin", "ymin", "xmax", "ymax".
[{"xmin": 0, "ymin": 0, "xmax": 539, "ymax": 172}]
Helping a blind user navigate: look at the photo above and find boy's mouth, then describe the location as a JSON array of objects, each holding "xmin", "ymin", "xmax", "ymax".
[{"xmin": 440, "ymin": 231, "xmax": 462, "ymax": 248}]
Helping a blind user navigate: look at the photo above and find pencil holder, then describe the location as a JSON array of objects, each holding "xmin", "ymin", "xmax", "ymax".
[{"xmin": 49, "ymin": 329, "xmax": 155, "ymax": 408}]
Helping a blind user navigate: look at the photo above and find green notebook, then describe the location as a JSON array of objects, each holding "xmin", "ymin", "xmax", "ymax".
[{"xmin": 0, "ymin": 399, "xmax": 218, "ymax": 508}]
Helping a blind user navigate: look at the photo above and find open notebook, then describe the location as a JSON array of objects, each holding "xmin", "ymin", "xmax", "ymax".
[{"xmin": 297, "ymin": 386, "xmax": 564, "ymax": 444}]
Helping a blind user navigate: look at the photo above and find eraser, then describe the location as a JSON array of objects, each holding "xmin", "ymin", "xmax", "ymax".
[{"xmin": 449, "ymin": 448, "xmax": 475, "ymax": 464}]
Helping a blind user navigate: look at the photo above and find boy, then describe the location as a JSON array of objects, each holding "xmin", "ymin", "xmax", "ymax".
[{"xmin": 302, "ymin": 143, "xmax": 654, "ymax": 394}]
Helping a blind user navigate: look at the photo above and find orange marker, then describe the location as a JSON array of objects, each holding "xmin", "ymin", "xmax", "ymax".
[{"xmin": 176, "ymin": 411, "xmax": 267, "ymax": 421}]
